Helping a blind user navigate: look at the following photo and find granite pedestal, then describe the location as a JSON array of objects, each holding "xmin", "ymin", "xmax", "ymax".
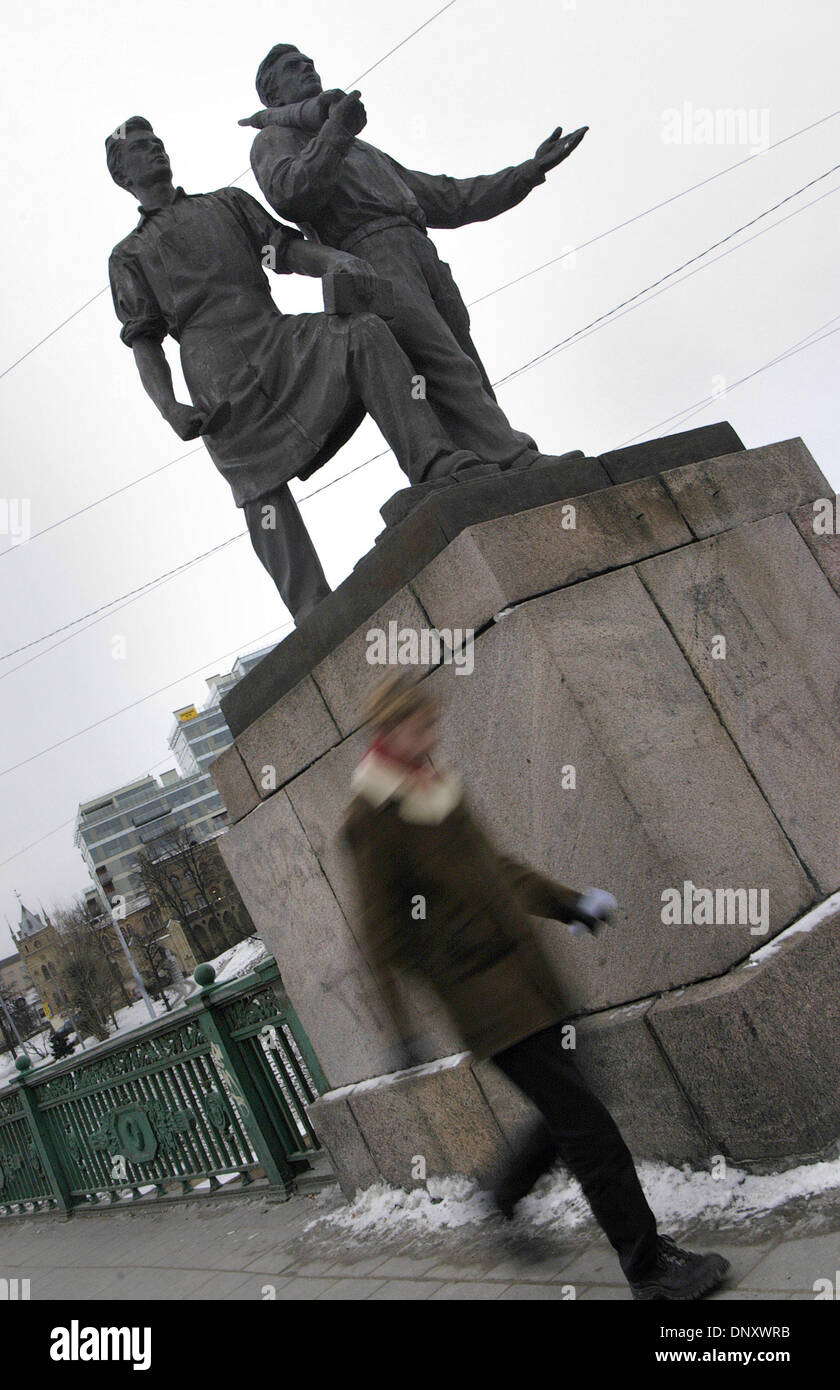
[{"xmin": 212, "ymin": 423, "xmax": 840, "ymax": 1197}]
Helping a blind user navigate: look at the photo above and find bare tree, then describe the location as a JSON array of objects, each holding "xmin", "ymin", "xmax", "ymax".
[
  {"xmin": 51, "ymin": 900, "xmax": 119, "ymax": 1040},
  {"xmin": 135, "ymin": 827, "xmax": 236, "ymax": 959}
]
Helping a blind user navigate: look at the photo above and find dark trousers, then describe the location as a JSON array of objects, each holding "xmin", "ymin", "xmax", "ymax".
[
  {"xmin": 352, "ymin": 226, "xmax": 541, "ymax": 470},
  {"xmin": 243, "ymin": 484, "xmax": 330, "ymax": 623},
  {"xmin": 491, "ymin": 1022, "xmax": 659, "ymax": 1283}
]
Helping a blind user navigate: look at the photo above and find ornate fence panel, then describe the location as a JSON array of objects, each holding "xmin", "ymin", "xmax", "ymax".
[
  {"xmin": 216, "ymin": 965, "xmax": 326, "ymax": 1164},
  {"xmin": 0, "ymin": 960, "xmax": 327, "ymax": 1219},
  {"xmin": 0, "ymin": 1090, "xmax": 56, "ymax": 1213}
]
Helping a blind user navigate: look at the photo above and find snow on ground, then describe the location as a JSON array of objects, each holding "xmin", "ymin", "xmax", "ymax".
[
  {"xmin": 307, "ymin": 1155, "xmax": 840, "ymax": 1242},
  {"xmin": 209, "ymin": 935, "xmax": 270, "ymax": 983},
  {"xmin": 746, "ymin": 889, "xmax": 840, "ymax": 966}
]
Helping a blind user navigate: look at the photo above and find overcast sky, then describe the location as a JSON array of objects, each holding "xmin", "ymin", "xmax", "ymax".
[{"xmin": 1, "ymin": 0, "xmax": 837, "ymax": 952}]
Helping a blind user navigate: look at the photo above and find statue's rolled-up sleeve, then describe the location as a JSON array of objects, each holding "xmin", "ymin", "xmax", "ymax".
[
  {"xmin": 250, "ymin": 124, "xmax": 355, "ymax": 222},
  {"xmin": 109, "ymin": 251, "xmax": 168, "ymax": 348},
  {"xmin": 222, "ymin": 187, "xmax": 304, "ymax": 273},
  {"xmin": 388, "ymin": 155, "xmax": 546, "ymax": 228}
]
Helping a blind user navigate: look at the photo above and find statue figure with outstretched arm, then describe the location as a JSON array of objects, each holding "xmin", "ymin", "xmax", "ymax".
[
  {"xmin": 105, "ymin": 118, "xmax": 495, "ymax": 622},
  {"xmin": 241, "ymin": 45, "xmax": 588, "ymax": 474}
]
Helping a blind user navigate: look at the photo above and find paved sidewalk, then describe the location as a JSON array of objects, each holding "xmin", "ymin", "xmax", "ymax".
[{"xmin": 2, "ymin": 1173, "xmax": 839, "ymax": 1301}]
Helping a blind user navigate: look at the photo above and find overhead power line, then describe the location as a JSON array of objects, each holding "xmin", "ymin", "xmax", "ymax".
[
  {"xmin": 468, "ymin": 108, "xmax": 840, "ymax": 309},
  {"xmin": 0, "ymin": 622, "xmax": 293, "ymax": 783},
  {"xmin": 618, "ymin": 315, "xmax": 840, "ymax": 447},
  {"xmin": 493, "ymin": 161, "xmax": 840, "ymax": 388},
  {"xmin": 0, "ymin": 532, "xmax": 246, "ymax": 665}
]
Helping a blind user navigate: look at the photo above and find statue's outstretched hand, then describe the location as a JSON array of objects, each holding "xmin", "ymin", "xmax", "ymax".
[
  {"xmin": 534, "ymin": 125, "xmax": 589, "ymax": 174},
  {"xmin": 328, "ymin": 89, "xmax": 367, "ymax": 136}
]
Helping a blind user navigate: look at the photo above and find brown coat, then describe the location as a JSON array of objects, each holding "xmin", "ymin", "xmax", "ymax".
[{"xmin": 341, "ymin": 757, "xmax": 581, "ymax": 1061}]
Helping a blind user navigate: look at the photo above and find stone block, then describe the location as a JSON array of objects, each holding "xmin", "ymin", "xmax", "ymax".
[
  {"xmin": 312, "ymin": 586, "xmax": 433, "ymax": 737},
  {"xmin": 219, "ymin": 788, "xmax": 398, "ymax": 1087},
  {"xmin": 521, "ymin": 567, "xmax": 813, "ymax": 936},
  {"xmin": 305, "ymin": 1094, "xmax": 380, "ymax": 1199},
  {"xmin": 660, "ymin": 438, "xmax": 829, "ymax": 538},
  {"xmin": 648, "ymin": 902, "xmax": 840, "ymax": 1162},
  {"xmin": 220, "ymin": 505, "xmax": 451, "ymax": 735},
  {"xmin": 790, "ymin": 496, "xmax": 840, "ymax": 598},
  {"xmin": 219, "ymin": 425, "xmax": 746, "ymax": 734},
  {"xmin": 235, "ymin": 676, "xmax": 339, "ymax": 797},
  {"xmin": 470, "ymin": 1059, "xmax": 541, "ymax": 1147},
  {"xmin": 638, "ymin": 514, "xmax": 840, "ymax": 891},
  {"xmin": 343, "ymin": 1054, "xmax": 508, "ymax": 1191},
  {"xmin": 478, "ymin": 999, "xmax": 713, "ymax": 1169},
  {"xmin": 573, "ymin": 1003, "xmax": 711, "ymax": 1164},
  {"xmin": 598, "ymin": 421, "xmax": 744, "ymax": 484},
  {"xmin": 417, "ymin": 581, "xmax": 810, "ymax": 1016},
  {"xmin": 209, "ymin": 745, "xmax": 259, "ymax": 823},
  {"xmin": 412, "ymin": 475, "xmax": 691, "ymax": 633}
]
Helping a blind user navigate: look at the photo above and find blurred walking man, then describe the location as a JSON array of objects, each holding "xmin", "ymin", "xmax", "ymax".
[{"xmin": 341, "ymin": 672, "xmax": 731, "ymax": 1300}]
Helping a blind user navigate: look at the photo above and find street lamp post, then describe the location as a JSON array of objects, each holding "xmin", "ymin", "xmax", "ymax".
[{"xmin": 92, "ymin": 879, "xmax": 157, "ymax": 1022}]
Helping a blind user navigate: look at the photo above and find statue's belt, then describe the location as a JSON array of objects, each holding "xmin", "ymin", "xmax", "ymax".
[{"xmin": 340, "ymin": 215, "xmax": 426, "ymax": 254}]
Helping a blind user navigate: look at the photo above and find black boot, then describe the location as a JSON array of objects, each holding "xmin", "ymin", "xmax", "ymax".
[{"xmin": 630, "ymin": 1235, "xmax": 730, "ymax": 1300}]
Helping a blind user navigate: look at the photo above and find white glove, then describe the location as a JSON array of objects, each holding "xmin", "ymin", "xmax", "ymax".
[{"xmin": 567, "ymin": 887, "xmax": 618, "ymax": 936}]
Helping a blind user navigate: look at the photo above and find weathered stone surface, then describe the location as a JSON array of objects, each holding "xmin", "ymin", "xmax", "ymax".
[
  {"xmin": 638, "ymin": 514, "xmax": 840, "ymax": 891},
  {"xmin": 344, "ymin": 1054, "xmax": 508, "ymax": 1190},
  {"xmin": 218, "ymin": 788, "xmax": 398, "ymax": 1087},
  {"xmin": 648, "ymin": 902, "xmax": 840, "ymax": 1162},
  {"xmin": 235, "ymin": 676, "xmax": 339, "ymax": 797},
  {"xmin": 790, "ymin": 496, "xmax": 840, "ymax": 598},
  {"xmin": 660, "ymin": 438, "xmax": 829, "ymax": 539},
  {"xmin": 572, "ymin": 1003, "xmax": 711, "ymax": 1164},
  {"xmin": 220, "ymin": 425, "xmax": 745, "ymax": 734},
  {"xmin": 412, "ymin": 475, "xmax": 691, "ymax": 633},
  {"xmin": 312, "ymin": 587, "xmax": 433, "ymax": 737},
  {"xmin": 305, "ymin": 1093, "xmax": 380, "ymax": 1199},
  {"xmin": 209, "ymin": 745, "xmax": 259, "ymax": 823},
  {"xmin": 522, "ymin": 568, "xmax": 813, "ymax": 937},
  {"xmin": 471, "ymin": 1059, "xmax": 541, "ymax": 1146},
  {"xmin": 416, "ymin": 585, "xmax": 811, "ymax": 1017},
  {"xmin": 598, "ymin": 421, "xmax": 744, "ymax": 484},
  {"xmin": 380, "ymin": 451, "xmax": 607, "ymax": 530}
]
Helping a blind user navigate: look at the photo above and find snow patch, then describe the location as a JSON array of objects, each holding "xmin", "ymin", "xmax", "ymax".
[
  {"xmin": 324, "ymin": 1052, "xmax": 471, "ymax": 1102},
  {"xmin": 210, "ymin": 936, "xmax": 271, "ymax": 983},
  {"xmin": 746, "ymin": 890, "xmax": 840, "ymax": 967},
  {"xmin": 309, "ymin": 1155, "xmax": 840, "ymax": 1241}
]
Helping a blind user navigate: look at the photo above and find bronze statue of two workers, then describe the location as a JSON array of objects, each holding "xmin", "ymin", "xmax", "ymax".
[{"xmin": 106, "ymin": 46, "xmax": 587, "ymax": 622}]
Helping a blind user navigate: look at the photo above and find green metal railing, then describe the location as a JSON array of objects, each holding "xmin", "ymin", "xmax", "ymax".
[{"xmin": 0, "ymin": 959, "xmax": 329, "ymax": 1217}]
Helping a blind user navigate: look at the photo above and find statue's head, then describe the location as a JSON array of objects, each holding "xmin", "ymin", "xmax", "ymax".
[
  {"xmin": 105, "ymin": 117, "xmax": 172, "ymax": 196},
  {"xmin": 255, "ymin": 44, "xmax": 323, "ymax": 108}
]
